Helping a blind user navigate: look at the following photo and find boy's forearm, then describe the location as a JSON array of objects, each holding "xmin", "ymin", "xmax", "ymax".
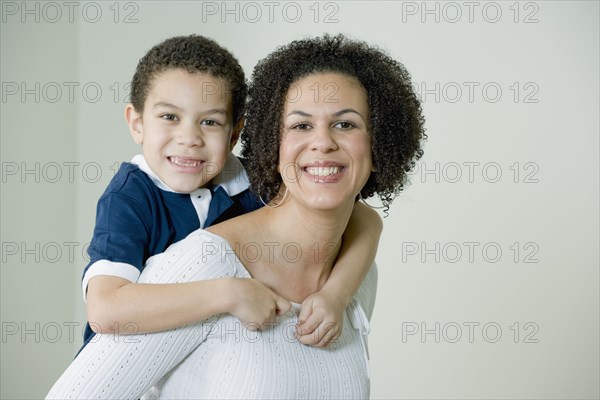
[
  {"xmin": 87, "ymin": 277, "xmax": 235, "ymax": 334},
  {"xmin": 323, "ymin": 202, "xmax": 383, "ymax": 306}
]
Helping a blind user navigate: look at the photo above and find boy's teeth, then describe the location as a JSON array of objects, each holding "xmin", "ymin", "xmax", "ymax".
[
  {"xmin": 171, "ymin": 157, "xmax": 201, "ymax": 167},
  {"xmin": 305, "ymin": 166, "xmax": 341, "ymax": 176}
]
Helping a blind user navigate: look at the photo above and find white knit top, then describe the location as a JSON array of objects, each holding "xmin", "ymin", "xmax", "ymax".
[{"xmin": 47, "ymin": 230, "xmax": 377, "ymax": 400}]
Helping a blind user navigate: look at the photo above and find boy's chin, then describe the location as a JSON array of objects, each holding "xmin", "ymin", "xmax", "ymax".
[{"xmin": 168, "ymin": 179, "xmax": 208, "ymax": 194}]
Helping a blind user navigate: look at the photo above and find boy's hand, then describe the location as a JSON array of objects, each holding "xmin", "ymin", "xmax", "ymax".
[
  {"xmin": 296, "ymin": 290, "xmax": 345, "ymax": 347},
  {"xmin": 229, "ymin": 278, "xmax": 291, "ymax": 331}
]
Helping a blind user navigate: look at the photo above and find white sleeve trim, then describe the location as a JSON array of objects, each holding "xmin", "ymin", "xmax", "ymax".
[{"xmin": 82, "ymin": 260, "xmax": 141, "ymax": 302}]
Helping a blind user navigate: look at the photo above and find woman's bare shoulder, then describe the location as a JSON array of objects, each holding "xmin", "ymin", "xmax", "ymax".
[{"xmin": 206, "ymin": 209, "xmax": 264, "ymax": 244}]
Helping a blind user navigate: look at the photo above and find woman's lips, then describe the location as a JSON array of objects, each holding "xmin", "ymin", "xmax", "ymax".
[{"xmin": 302, "ymin": 163, "xmax": 345, "ymax": 183}]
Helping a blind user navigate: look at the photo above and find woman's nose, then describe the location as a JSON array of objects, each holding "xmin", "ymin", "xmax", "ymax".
[{"xmin": 311, "ymin": 125, "xmax": 338, "ymax": 152}]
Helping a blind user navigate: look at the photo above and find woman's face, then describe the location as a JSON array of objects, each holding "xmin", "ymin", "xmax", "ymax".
[{"xmin": 279, "ymin": 72, "xmax": 373, "ymax": 211}]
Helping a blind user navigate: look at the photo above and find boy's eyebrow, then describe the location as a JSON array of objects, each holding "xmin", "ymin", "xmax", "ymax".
[
  {"xmin": 153, "ymin": 102, "xmax": 228, "ymax": 115},
  {"xmin": 203, "ymin": 108, "xmax": 229, "ymax": 116},
  {"xmin": 153, "ymin": 101, "xmax": 182, "ymax": 110},
  {"xmin": 285, "ymin": 109, "xmax": 363, "ymax": 118}
]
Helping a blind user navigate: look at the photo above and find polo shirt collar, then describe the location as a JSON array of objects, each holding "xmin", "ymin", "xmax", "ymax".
[
  {"xmin": 210, "ymin": 153, "xmax": 250, "ymax": 197},
  {"xmin": 130, "ymin": 154, "xmax": 249, "ymax": 196},
  {"xmin": 131, "ymin": 154, "xmax": 176, "ymax": 193}
]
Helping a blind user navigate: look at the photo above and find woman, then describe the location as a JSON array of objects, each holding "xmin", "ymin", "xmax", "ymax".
[{"xmin": 47, "ymin": 34, "xmax": 425, "ymax": 399}]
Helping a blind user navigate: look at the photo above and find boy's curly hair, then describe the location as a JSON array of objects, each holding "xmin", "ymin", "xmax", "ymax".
[
  {"xmin": 130, "ymin": 34, "xmax": 247, "ymax": 125},
  {"xmin": 241, "ymin": 34, "xmax": 426, "ymax": 211}
]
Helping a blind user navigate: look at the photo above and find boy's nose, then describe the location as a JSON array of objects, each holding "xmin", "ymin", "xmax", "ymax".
[{"xmin": 175, "ymin": 125, "xmax": 204, "ymax": 146}]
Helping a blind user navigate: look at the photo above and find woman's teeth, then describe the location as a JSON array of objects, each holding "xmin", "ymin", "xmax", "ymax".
[{"xmin": 305, "ymin": 166, "xmax": 342, "ymax": 176}]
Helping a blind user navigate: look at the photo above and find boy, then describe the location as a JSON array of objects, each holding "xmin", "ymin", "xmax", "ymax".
[{"xmin": 81, "ymin": 35, "xmax": 381, "ymax": 350}]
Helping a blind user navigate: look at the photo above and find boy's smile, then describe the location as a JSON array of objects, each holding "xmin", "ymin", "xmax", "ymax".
[{"xmin": 126, "ymin": 69, "xmax": 236, "ymax": 193}]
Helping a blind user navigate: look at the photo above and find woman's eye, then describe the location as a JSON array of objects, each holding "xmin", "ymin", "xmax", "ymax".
[
  {"xmin": 291, "ymin": 123, "xmax": 311, "ymax": 131},
  {"xmin": 334, "ymin": 121, "xmax": 355, "ymax": 130},
  {"xmin": 161, "ymin": 114, "xmax": 177, "ymax": 121}
]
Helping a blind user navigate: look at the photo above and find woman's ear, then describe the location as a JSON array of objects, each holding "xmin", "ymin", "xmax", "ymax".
[{"xmin": 125, "ymin": 104, "xmax": 144, "ymax": 144}]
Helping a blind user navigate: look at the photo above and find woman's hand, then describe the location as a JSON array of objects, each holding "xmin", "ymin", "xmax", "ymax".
[
  {"xmin": 228, "ymin": 278, "xmax": 292, "ymax": 330},
  {"xmin": 296, "ymin": 290, "xmax": 344, "ymax": 347}
]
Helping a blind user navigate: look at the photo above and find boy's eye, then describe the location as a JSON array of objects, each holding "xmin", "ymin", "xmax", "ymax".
[
  {"xmin": 201, "ymin": 119, "xmax": 221, "ymax": 127},
  {"xmin": 161, "ymin": 113, "xmax": 177, "ymax": 121}
]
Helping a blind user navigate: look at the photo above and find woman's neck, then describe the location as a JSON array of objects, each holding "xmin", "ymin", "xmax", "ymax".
[
  {"xmin": 264, "ymin": 202, "xmax": 353, "ymax": 301},
  {"xmin": 211, "ymin": 199, "xmax": 355, "ymax": 302},
  {"xmin": 271, "ymin": 201, "xmax": 350, "ymax": 254}
]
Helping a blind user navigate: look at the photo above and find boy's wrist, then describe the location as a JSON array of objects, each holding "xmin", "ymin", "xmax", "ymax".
[
  {"xmin": 220, "ymin": 277, "xmax": 241, "ymax": 314},
  {"xmin": 319, "ymin": 283, "xmax": 352, "ymax": 309}
]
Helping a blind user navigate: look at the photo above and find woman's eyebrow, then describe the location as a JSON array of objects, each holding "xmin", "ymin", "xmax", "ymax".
[
  {"xmin": 333, "ymin": 108, "xmax": 362, "ymax": 117},
  {"xmin": 285, "ymin": 109, "xmax": 363, "ymax": 118},
  {"xmin": 285, "ymin": 110, "xmax": 311, "ymax": 118}
]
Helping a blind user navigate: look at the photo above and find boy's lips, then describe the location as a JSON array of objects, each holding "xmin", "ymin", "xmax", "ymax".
[{"xmin": 167, "ymin": 156, "xmax": 205, "ymax": 172}]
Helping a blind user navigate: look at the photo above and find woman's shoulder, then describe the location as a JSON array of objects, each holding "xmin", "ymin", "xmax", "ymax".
[
  {"xmin": 138, "ymin": 229, "xmax": 245, "ymax": 284},
  {"xmin": 206, "ymin": 209, "xmax": 262, "ymax": 244}
]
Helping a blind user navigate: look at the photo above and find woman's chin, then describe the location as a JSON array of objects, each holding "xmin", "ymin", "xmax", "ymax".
[{"xmin": 298, "ymin": 194, "xmax": 355, "ymax": 212}]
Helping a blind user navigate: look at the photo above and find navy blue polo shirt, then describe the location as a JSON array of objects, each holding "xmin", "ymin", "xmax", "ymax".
[{"xmin": 80, "ymin": 154, "xmax": 261, "ymax": 349}]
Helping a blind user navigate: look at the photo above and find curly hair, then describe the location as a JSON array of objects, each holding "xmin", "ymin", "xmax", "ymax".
[
  {"xmin": 130, "ymin": 34, "xmax": 247, "ymax": 125},
  {"xmin": 241, "ymin": 34, "xmax": 426, "ymax": 211}
]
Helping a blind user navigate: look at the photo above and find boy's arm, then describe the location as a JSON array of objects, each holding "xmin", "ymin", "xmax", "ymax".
[
  {"xmin": 86, "ymin": 183, "xmax": 289, "ymax": 335},
  {"xmin": 49, "ymin": 233, "xmax": 257, "ymax": 399},
  {"xmin": 87, "ymin": 276, "xmax": 224, "ymax": 334},
  {"xmin": 296, "ymin": 201, "xmax": 382, "ymax": 347},
  {"xmin": 87, "ymin": 274, "xmax": 290, "ymax": 334}
]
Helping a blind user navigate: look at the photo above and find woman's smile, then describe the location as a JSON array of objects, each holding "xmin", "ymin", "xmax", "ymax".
[{"xmin": 279, "ymin": 72, "xmax": 373, "ymax": 210}]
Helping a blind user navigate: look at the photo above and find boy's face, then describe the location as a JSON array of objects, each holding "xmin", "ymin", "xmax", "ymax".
[{"xmin": 126, "ymin": 69, "xmax": 237, "ymax": 193}]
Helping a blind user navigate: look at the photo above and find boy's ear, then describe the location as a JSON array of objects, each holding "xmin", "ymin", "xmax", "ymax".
[
  {"xmin": 125, "ymin": 104, "xmax": 144, "ymax": 144},
  {"xmin": 229, "ymin": 117, "xmax": 244, "ymax": 151}
]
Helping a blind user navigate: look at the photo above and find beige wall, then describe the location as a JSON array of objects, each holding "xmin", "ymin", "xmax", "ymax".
[
  {"xmin": 1, "ymin": 1, "xmax": 598, "ymax": 398},
  {"xmin": 1, "ymin": 12, "xmax": 80, "ymax": 398}
]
